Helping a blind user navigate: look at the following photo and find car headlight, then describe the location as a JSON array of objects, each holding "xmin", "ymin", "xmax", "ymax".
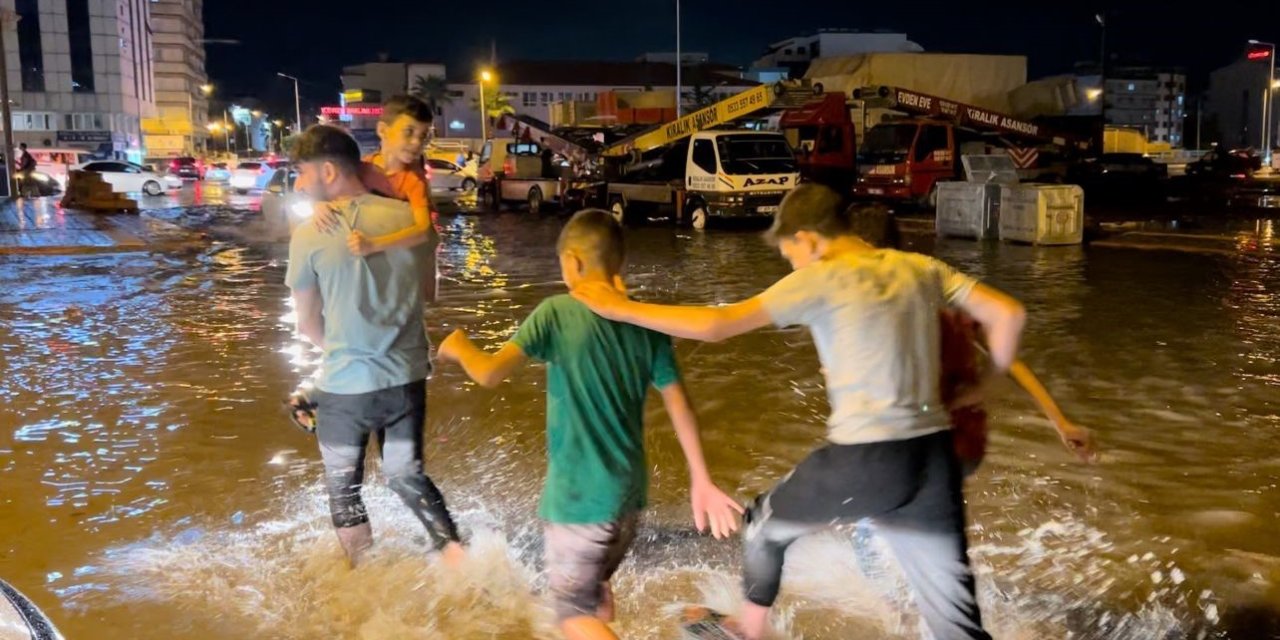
[
  {"xmin": 32, "ymin": 173, "xmax": 51, "ymax": 183},
  {"xmin": 289, "ymin": 200, "xmax": 314, "ymax": 219}
]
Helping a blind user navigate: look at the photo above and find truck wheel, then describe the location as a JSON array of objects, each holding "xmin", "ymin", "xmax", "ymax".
[
  {"xmin": 609, "ymin": 197, "xmax": 628, "ymax": 225},
  {"xmin": 483, "ymin": 185, "xmax": 500, "ymax": 210},
  {"xmin": 690, "ymin": 206, "xmax": 708, "ymax": 230},
  {"xmin": 527, "ymin": 186, "xmax": 544, "ymax": 215},
  {"xmin": 921, "ymin": 183, "xmax": 941, "ymax": 210},
  {"xmin": 461, "ymin": 178, "xmax": 477, "ymax": 192}
]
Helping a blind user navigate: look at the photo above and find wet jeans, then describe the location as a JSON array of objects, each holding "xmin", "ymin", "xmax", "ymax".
[
  {"xmin": 315, "ymin": 380, "xmax": 460, "ymax": 551},
  {"xmin": 743, "ymin": 430, "xmax": 990, "ymax": 640}
]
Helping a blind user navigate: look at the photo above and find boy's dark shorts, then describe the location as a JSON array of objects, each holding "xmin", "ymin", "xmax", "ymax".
[{"xmin": 543, "ymin": 512, "xmax": 639, "ymax": 621}]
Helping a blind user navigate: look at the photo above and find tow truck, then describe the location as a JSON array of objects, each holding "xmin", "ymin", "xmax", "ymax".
[
  {"xmin": 848, "ymin": 86, "xmax": 1090, "ymax": 206},
  {"xmin": 486, "ymin": 82, "xmax": 815, "ymax": 228},
  {"xmin": 778, "ymin": 86, "xmax": 1089, "ymax": 207},
  {"xmin": 592, "ymin": 82, "xmax": 813, "ymax": 228}
]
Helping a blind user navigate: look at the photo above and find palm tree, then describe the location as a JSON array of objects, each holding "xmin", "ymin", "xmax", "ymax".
[
  {"xmin": 410, "ymin": 75, "xmax": 452, "ymax": 114},
  {"xmin": 471, "ymin": 89, "xmax": 516, "ymax": 127}
]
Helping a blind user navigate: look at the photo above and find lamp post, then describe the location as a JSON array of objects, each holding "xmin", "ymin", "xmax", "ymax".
[
  {"xmin": 478, "ymin": 69, "xmax": 493, "ymax": 141},
  {"xmin": 0, "ymin": 10, "xmax": 19, "ymax": 197},
  {"xmin": 274, "ymin": 119, "xmax": 285, "ymax": 153},
  {"xmin": 190, "ymin": 83, "xmax": 213, "ymax": 154},
  {"xmin": 277, "ymin": 72, "xmax": 302, "ymax": 135},
  {"xmin": 675, "ymin": 0, "xmax": 682, "ymax": 116},
  {"xmin": 1249, "ymin": 40, "xmax": 1276, "ymax": 161}
]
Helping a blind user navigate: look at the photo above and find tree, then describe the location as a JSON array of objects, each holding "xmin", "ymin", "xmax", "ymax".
[
  {"xmin": 410, "ymin": 75, "xmax": 452, "ymax": 114},
  {"xmin": 471, "ymin": 88, "xmax": 516, "ymax": 127}
]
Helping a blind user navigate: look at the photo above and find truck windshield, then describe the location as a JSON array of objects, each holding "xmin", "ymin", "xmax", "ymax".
[
  {"xmin": 858, "ymin": 124, "xmax": 917, "ymax": 165},
  {"xmin": 715, "ymin": 135, "xmax": 796, "ymax": 174}
]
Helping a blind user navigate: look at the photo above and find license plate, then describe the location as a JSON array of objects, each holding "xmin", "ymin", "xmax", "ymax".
[
  {"xmin": 1261, "ymin": 195, "xmax": 1280, "ymax": 208},
  {"xmin": 871, "ymin": 165, "xmax": 896, "ymax": 175},
  {"xmin": 756, "ymin": 205, "xmax": 778, "ymax": 213},
  {"xmin": 867, "ymin": 188, "xmax": 885, "ymax": 195}
]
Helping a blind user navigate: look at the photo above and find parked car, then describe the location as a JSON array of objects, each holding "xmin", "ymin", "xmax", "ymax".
[
  {"xmin": 1070, "ymin": 153, "xmax": 1168, "ymax": 184},
  {"xmin": 167, "ymin": 156, "xmax": 204, "ymax": 180},
  {"xmin": 74, "ymin": 161, "xmax": 182, "ymax": 195},
  {"xmin": 260, "ymin": 165, "xmax": 308, "ymax": 241},
  {"xmin": 205, "ymin": 162, "xmax": 232, "ymax": 183},
  {"xmin": 230, "ymin": 160, "xmax": 288, "ymax": 194},
  {"xmin": 426, "ymin": 158, "xmax": 478, "ymax": 193},
  {"xmin": 1186, "ymin": 148, "xmax": 1262, "ymax": 179},
  {"xmin": 14, "ymin": 171, "xmax": 63, "ymax": 197},
  {"xmin": 30, "ymin": 147, "xmax": 99, "ymax": 190}
]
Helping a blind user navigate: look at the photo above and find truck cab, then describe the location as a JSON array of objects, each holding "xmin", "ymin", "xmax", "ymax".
[
  {"xmin": 853, "ymin": 120, "xmax": 957, "ymax": 206},
  {"xmin": 603, "ymin": 130, "xmax": 799, "ymax": 228},
  {"xmin": 779, "ymin": 92, "xmax": 858, "ymax": 194}
]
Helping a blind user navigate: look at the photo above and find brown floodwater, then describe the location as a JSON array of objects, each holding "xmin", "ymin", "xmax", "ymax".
[{"xmin": 1, "ymin": 195, "xmax": 1278, "ymax": 639}]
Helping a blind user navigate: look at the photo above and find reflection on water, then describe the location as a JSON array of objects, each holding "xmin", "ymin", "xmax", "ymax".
[{"xmin": 0, "ymin": 207, "xmax": 1278, "ymax": 638}]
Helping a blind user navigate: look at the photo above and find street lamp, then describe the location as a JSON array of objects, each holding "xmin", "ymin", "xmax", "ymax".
[
  {"xmin": 277, "ymin": 72, "xmax": 303, "ymax": 136},
  {"xmin": 478, "ymin": 69, "xmax": 494, "ymax": 141},
  {"xmin": 1248, "ymin": 40, "xmax": 1276, "ymax": 160}
]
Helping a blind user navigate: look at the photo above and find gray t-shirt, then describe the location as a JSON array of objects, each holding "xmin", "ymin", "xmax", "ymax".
[
  {"xmin": 285, "ymin": 193, "xmax": 432, "ymax": 395},
  {"xmin": 759, "ymin": 249, "xmax": 977, "ymax": 445}
]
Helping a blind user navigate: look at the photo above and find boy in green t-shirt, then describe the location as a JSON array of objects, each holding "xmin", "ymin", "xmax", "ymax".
[{"xmin": 436, "ymin": 209, "xmax": 742, "ymax": 640}]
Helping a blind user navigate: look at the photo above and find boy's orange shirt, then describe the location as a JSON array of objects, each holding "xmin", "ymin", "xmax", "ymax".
[{"xmin": 361, "ymin": 151, "xmax": 431, "ymax": 217}]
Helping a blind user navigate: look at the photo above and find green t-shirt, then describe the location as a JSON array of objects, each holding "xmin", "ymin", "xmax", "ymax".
[{"xmin": 511, "ymin": 294, "xmax": 681, "ymax": 524}]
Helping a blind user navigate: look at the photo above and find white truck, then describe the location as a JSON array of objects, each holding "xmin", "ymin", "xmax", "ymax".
[{"xmin": 599, "ymin": 130, "xmax": 798, "ymax": 229}]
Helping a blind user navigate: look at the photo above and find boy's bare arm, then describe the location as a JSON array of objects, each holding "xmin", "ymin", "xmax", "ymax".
[
  {"xmin": 1009, "ymin": 360, "xmax": 1096, "ymax": 462},
  {"xmin": 351, "ymin": 208, "xmax": 437, "ymax": 256},
  {"xmin": 956, "ymin": 283, "xmax": 1026, "ymax": 374},
  {"xmin": 658, "ymin": 383, "xmax": 744, "ymax": 539},
  {"xmin": 292, "ymin": 288, "xmax": 325, "ymax": 348},
  {"xmin": 436, "ymin": 329, "xmax": 527, "ymax": 388},
  {"xmin": 573, "ymin": 283, "xmax": 772, "ymax": 343}
]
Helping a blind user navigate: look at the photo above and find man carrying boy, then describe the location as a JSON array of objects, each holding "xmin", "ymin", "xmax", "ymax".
[
  {"xmin": 572, "ymin": 184, "xmax": 1028, "ymax": 640},
  {"xmin": 285, "ymin": 125, "xmax": 464, "ymax": 567},
  {"xmin": 436, "ymin": 210, "xmax": 743, "ymax": 640}
]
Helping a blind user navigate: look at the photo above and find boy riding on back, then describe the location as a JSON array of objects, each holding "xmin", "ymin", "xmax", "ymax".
[
  {"xmin": 436, "ymin": 210, "xmax": 743, "ymax": 640},
  {"xmin": 312, "ymin": 94, "xmax": 439, "ymax": 259},
  {"xmin": 572, "ymin": 184, "xmax": 1028, "ymax": 640}
]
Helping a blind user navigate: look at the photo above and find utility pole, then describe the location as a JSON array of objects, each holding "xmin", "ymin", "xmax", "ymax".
[
  {"xmin": 1096, "ymin": 11, "xmax": 1107, "ymax": 155},
  {"xmin": 0, "ymin": 10, "xmax": 19, "ymax": 197},
  {"xmin": 675, "ymin": 0, "xmax": 682, "ymax": 117}
]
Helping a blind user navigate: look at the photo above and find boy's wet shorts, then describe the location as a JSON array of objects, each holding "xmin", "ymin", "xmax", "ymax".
[{"xmin": 543, "ymin": 512, "xmax": 639, "ymax": 621}]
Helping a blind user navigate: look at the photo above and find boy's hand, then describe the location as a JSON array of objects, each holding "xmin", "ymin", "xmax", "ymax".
[
  {"xmin": 690, "ymin": 479, "xmax": 744, "ymax": 540},
  {"xmin": 1057, "ymin": 422, "xmax": 1097, "ymax": 463},
  {"xmin": 348, "ymin": 230, "xmax": 376, "ymax": 257},
  {"xmin": 436, "ymin": 329, "xmax": 469, "ymax": 364},
  {"xmin": 571, "ymin": 281, "xmax": 630, "ymax": 321},
  {"xmin": 311, "ymin": 203, "xmax": 343, "ymax": 234}
]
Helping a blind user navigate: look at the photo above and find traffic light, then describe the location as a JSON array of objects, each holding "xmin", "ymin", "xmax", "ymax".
[{"xmin": 1246, "ymin": 43, "xmax": 1273, "ymax": 62}]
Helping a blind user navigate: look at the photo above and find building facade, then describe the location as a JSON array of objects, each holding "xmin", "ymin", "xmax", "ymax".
[
  {"xmin": 1206, "ymin": 56, "xmax": 1279, "ymax": 151},
  {"xmin": 1069, "ymin": 68, "xmax": 1187, "ymax": 147},
  {"xmin": 141, "ymin": 0, "xmax": 207, "ymax": 157},
  {"xmin": 337, "ymin": 59, "xmax": 756, "ymax": 141},
  {"xmin": 2, "ymin": 0, "xmax": 156, "ymax": 162},
  {"xmin": 752, "ymin": 29, "xmax": 925, "ymax": 78}
]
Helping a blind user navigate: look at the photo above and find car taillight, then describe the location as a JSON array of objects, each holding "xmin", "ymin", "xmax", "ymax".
[
  {"xmin": 170, "ymin": 160, "xmax": 179, "ymax": 170},
  {"xmin": 503, "ymin": 158, "xmax": 515, "ymax": 174}
]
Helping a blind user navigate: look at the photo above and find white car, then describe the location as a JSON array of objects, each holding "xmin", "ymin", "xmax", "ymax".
[
  {"xmin": 426, "ymin": 158, "xmax": 477, "ymax": 193},
  {"xmin": 75, "ymin": 160, "xmax": 182, "ymax": 196},
  {"xmin": 230, "ymin": 160, "xmax": 288, "ymax": 194},
  {"xmin": 260, "ymin": 166, "xmax": 311, "ymax": 241}
]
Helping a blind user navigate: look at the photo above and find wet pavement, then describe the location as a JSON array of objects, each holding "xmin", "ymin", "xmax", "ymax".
[{"xmin": 0, "ymin": 185, "xmax": 1278, "ymax": 638}]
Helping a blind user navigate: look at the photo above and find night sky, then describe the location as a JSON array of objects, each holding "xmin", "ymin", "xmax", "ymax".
[{"xmin": 206, "ymin": 0, "xmax": 1279, "ymax": 119}]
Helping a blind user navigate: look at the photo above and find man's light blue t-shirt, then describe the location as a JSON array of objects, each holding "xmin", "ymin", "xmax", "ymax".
[{"xmin": 285, "ymin": 193, "xmax": 431, "ymax": 395}]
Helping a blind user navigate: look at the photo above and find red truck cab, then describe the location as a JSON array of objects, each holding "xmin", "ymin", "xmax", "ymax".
[
  {"xmin": 853, "ymin": 120, "xmax": 957, "ymax": 206},
  {"xmin": 780, "ymin": 93, "xmax": 858, "ymax": 194}
]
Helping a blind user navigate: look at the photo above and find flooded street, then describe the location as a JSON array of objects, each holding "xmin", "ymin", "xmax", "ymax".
[{"xmin": 1, "ymin": 190, "xmax": 1278, "ymax": 639}]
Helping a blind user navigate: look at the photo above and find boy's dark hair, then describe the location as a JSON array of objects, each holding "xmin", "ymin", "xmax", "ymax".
[
  {"xmin": 557, "ymin": 209, "xmax": 625, "ymax": 275},
  {"xmin": 763, "ymin": 183, "xmax": 850, "ymax": 244},
  {"xmin": 380, "ymin": 95, "xmax": 434, "ymax": 125},
  {"xmin": 290, "ymin": 124, "xmax": 361, "ymax": 175},
  {"xmin": 847, "ymin": 202, "xmax": 900, "ymax": 249}
]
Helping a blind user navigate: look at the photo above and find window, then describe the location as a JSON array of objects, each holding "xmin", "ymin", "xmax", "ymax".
[
  {"xmin": 68, "ymin": 0, "xmax": 95, "ymax": 93},
  {"xmin": 1127, "ymin": 83, "xmax": 1135, "ymax": 91},
  {"xmin": 914, "ymin": 126, "xmax": 949, "ymax": 163},
  {"xmin": 15, "ymin": 0, "xmax": 43, "ymax": 92},
  {"xmin": 12, "ymin": 112, "xmax": 53, "ymax": 131},
  {"xmin": 539, "ymin": 92, "xmax": 552, "ymax": 104},
  {"xmin": 783, "ymin": 48, "xmax": 793, "ymax": 55},
  {"xmin": 559, "ymin": 92, "xmax": 572, "ymax": 102},
  {"xmin": 691, "ymin": 139, "xmax": 717, "ymax": 173},
  {"xmin": 817, "ymin": 126, "xmax": 843, "ymax": 153},
  {"xmin": 796, "ymin": 46, "xmax": 807, "ymax": 56},
  {"xmin": 522, "ymin": 92, "xmax": 537, "ymax": 107}
]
